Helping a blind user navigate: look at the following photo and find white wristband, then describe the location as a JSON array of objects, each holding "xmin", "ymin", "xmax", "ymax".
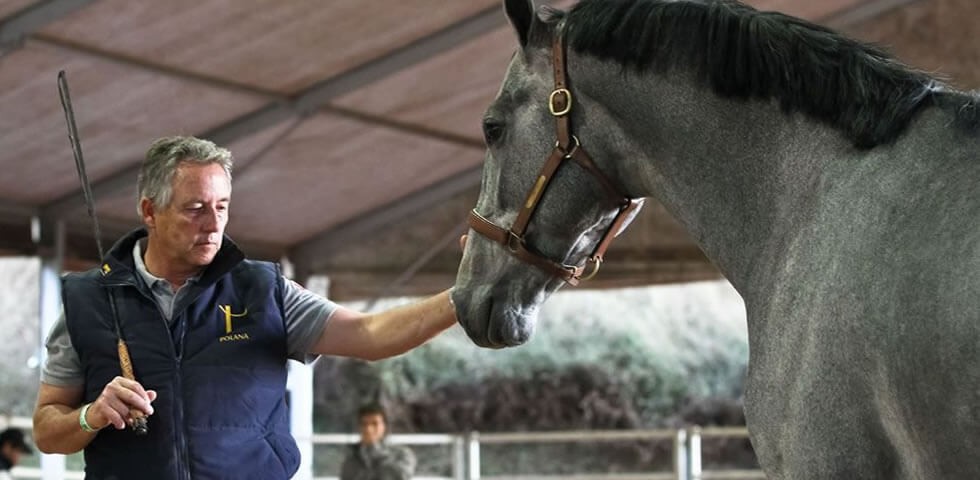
[{"xmin": 79, "ymin": 402, "xmax": 100, "ymax": 433}]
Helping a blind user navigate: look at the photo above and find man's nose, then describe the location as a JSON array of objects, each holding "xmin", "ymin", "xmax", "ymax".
[{"xmin": 201, "ymin": 208, "xmax": 221, "ymax": 232}]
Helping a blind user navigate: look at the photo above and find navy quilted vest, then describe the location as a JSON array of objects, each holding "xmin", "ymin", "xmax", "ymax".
[{"xmin": 64, "ymin": 229, "xmax": 299, "ymax": 480}]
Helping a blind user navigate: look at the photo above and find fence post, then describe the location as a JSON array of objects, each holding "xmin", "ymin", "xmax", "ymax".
[
  {"xmin": 689, "ymin": 427, "xmax": 702, "ymax": 480},
  {"xmin": 674, "ymin": 429, "xmax": 688, "ymax": 480},
  {"xmin": 452, "ymin": 434, "xmax": 467, "ymax": 480},
  {"xmin": 465, "ymin": 431, "xmax": 481, "ymax": 480}
]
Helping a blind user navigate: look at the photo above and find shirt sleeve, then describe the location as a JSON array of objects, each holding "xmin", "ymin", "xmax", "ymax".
[
  {"xmin": 41, "ymin": 312, "xmax": 85, "ymax": 387},
  {"xmin": 282, "ymin": 275, "xmax": 338, "ymax": 364}
]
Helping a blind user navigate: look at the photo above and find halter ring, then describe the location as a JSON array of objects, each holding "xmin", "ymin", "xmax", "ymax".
[
  {"xmin": 555, "ymin": 135, "xmax": 580, "ymax": 158},
  {"xmin": 582, "ymin": 256, "xmax": 602, "ymax": 281}
]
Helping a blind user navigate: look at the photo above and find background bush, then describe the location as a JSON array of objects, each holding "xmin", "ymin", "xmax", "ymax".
[
  {"xmin": 0, "ymin": 259, "xmax": 753, "ymax": 476},
  {"xmin": 314, "ymin": 281, "xmax": 752, "ymax": 476}
]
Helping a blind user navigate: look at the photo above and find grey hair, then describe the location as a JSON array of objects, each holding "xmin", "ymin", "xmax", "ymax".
[{"xmin": 137, "ymin": 136, "xmax": 233, "ymax": 217}]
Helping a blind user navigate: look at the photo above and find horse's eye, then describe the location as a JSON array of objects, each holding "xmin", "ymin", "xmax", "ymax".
[{"xmin": 482, "ymin": 118, "xmax": 505, "ymax": 146}]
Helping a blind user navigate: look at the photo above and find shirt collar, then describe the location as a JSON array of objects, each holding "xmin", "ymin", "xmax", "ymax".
[{"xmin": 132, "ymin": 240, "xmax": 199, "ymax": 289}]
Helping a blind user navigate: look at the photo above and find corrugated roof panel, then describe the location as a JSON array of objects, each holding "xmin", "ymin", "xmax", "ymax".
[
  {"xmin": 38, "ymin": 0, "xmax": 500, "ymax": 93},
  {"xmin": 746, "ymin": 0, "xmax": 870, "ymax": 20},
  {"xmin": 0, "ymin": 41, "xmax": 268, "ymax": 204},
  {"xmin": 332, "ymin": 26, "xmax": 513, "ymax": 142},
  {"xmin": 0, "ymin": 0, "xmax": 34, "ymax": 20},
  {"xmin": 226, "ymin": 111, "xmax": 483, "ymax": 245}
]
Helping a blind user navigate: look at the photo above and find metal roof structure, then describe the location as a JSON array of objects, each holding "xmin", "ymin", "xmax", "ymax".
[{"xmin": 0, "ymin": 0, "xmax": 976, "ymax": 300}]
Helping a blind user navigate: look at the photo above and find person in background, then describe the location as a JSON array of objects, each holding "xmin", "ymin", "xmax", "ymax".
[
  {"xmin": 340, "ymin": 403, "xmax": 416, "ymax": 480},
  {"xmin": 0, "ymin": 428, "xmax": 34, "ymax": 480},
  {"xmin": 32, "ymin": 136, "xmax": 458, "ymax": 480}
]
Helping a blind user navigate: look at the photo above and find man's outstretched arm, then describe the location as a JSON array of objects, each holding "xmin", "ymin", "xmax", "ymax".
[{"xmin": 310, "ymin": 289, "xmax": 457, "ymax": 361}]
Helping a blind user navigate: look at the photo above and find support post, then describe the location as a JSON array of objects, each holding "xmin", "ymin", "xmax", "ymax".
[
  {"xmin": 287, "ymin": 359, "xmax": 314, "ymax": 480},
  {"xmin": 284, "ymin": 260, "xmax": 325, "ymax": 480},
  {"xmin": 36, "ymin": 218, "xmax": 66, "ymax": 480}
]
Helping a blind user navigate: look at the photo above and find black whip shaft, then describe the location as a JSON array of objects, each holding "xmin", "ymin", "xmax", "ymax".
[
  {"xmin": 57, "ymin": 71, "xmax": 106, "ymax": 261},
  {"xmin": 57, "ymin": 70, "xmax": 148, "ymax": 435}
]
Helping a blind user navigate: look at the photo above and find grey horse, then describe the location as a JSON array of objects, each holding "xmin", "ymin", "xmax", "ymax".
[{"xmin": 451, "ymin": 0, "xmax": 980, "ymax": 478}]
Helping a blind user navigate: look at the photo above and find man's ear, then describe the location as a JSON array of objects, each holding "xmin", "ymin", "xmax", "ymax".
[{"xmin": 140, "ymin": 197, "xmax": 155, "ymax": 229}]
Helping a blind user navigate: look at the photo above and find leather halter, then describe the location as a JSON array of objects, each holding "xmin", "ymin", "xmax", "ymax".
[{"xmin": 467, "ymin": 33, "xmax": 644, "ymax": 286}]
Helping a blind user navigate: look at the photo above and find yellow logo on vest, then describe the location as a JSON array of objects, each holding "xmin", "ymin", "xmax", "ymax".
[{"xmin": 218, "ymin": 305, "xmax": 250, "ymax": 342}]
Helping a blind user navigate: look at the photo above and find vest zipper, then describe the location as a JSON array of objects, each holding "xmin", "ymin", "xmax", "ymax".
[
  {"xmin": 173, "ymin": 312, "xmax": 192, "ymax": 480},
  {"xmin": 113, "ymin": 280, "xmax": 194, "ymax": 480}
]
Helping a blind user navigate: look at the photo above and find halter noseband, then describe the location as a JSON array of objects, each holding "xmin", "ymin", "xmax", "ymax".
[{"xmin": 467, "ymin": 33, "xmax": 644, "ymax": 286}]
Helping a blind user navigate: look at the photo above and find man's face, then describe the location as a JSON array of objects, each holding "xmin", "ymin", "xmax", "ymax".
[
  {"xmin": 359, "ymin": 413, "xmax": 386, "ymax": 445},
  {"xmin": 144, "ymin": 162, "xmax": 230, "ymax": 270},
  {"xmin": 1, "ymin": 442, "xmax": 22, "ymax": 466}
]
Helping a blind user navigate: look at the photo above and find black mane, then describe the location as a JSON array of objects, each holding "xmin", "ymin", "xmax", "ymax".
[{"xmin": 548, "ymin": 0, "xmax": 956, "ymax": 148}]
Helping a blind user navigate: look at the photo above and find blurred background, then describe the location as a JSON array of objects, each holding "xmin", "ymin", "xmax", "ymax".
[{"xmin": 0, "ymin": 0, "xmax": 977, "ymax": 478}]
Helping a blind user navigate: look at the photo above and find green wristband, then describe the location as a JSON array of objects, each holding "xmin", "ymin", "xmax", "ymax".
[{"xmin": 79, "ymin": 402, "xmax": 100, "ymax": 433}]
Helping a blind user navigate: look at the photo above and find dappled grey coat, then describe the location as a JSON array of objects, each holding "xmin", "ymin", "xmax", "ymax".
[{"xmin": 340, "ymin": 442, "xmax": 416, "ymax": 480}]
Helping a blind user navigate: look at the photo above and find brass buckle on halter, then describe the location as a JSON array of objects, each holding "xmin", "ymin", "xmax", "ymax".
[{"xmin": 549, "ymin": 88, "xmax": 572, "ymax": 116}]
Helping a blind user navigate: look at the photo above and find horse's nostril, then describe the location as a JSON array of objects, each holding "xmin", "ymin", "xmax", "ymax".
[
  {"xmin": 491, "ymin": 310, "xmax": 534, "ymax": 348},
  {"xmin": 504, "ymin": 323, "xmax": 532, "ymax": 346}
]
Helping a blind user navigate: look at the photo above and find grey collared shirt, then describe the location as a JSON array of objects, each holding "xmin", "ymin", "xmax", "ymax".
[
  {"xmin": 42, "ymin": 242, "xmax": 338, "ymax": 387},
  {"xmin": 131, "ymin": 240, "xmax": 196, "ymax": 323}
]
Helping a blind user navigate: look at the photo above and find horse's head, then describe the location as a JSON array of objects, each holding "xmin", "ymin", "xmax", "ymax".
[{"xmin": 452, "ymin": 0, "xmax": 643, "ymax": 348}]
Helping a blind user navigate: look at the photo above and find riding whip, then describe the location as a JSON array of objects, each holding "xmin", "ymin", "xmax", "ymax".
[{"xmin": 57, "ymin": 70, "xmax": 149, "ymax": 436}]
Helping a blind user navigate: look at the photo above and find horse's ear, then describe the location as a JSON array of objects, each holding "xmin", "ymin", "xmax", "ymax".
[{"xmin": 504, "ymin": 0, "xmax": 535, "ymax": 47}]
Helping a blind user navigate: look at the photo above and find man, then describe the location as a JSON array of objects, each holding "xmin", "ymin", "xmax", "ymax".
[
  {"xmin": 0, "ymin": 428, "xmax": 33, "ymax": 480},
  {"xmin": 33, "ymin": 136, "xmax": 459, "ymax": 480},
  {"xmin": 340, "ymin": 403, "xmax": 415, "ymax": 480}
]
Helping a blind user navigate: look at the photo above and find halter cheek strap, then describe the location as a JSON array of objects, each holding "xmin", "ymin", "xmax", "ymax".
[{"xmin": 467, "ymin": 32, "xmax": 644, "ymax": 286}]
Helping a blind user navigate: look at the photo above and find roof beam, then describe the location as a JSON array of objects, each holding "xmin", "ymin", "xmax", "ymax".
[
  {"xmin": 32, "ymin": 33, "xmax": 281, "ymax": 98},
  {"xmin": 0, "ymin": 198, "xmax": 37, "ymax": 220},
  {"xmin": 323, "ymin": 105, "xmax": 484, "ymax": 150},
  {"xmin": 0, "ymin": 199, "xmax": 37, "ymax": 254},
  {"xmin": 821, "ymin": 0, "xmax": 923, "ymax": 28},
  {"xmin": 290, "ymin": 165, "xmax": 483, "ymax": 271},
  {"xmin": 0, "ymin": 0, "xmax": 97, "ymax": 47},
  {"xmin": 40, "ymin": 3, "xmax": 507, "ymax": 220}
]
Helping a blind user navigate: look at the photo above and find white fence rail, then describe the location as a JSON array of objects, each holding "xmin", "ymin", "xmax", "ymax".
[{"xmin": 1, "ymin": 415, "xmax": 762, "ymax": 480}]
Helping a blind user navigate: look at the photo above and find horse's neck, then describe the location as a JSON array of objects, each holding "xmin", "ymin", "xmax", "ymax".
[{"xmin": 577, "ymin": 63, "xmax": 855, "ymax": 291}]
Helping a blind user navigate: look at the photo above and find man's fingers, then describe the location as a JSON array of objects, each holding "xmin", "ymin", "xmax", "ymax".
[
  {"xmin": 111, "ymin": 376, "xmax": 151, "ymax": 400},
  {"xmin": 103, "ymin": 377, "xmax": 155, "ymax": 417},
  {"xmin": 459, "ymin": 234, "xmax": 468, "ymax": 252},
  {"xmin": 93, "ymin": 395, "xmax": 130, "ymax": 430}
]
